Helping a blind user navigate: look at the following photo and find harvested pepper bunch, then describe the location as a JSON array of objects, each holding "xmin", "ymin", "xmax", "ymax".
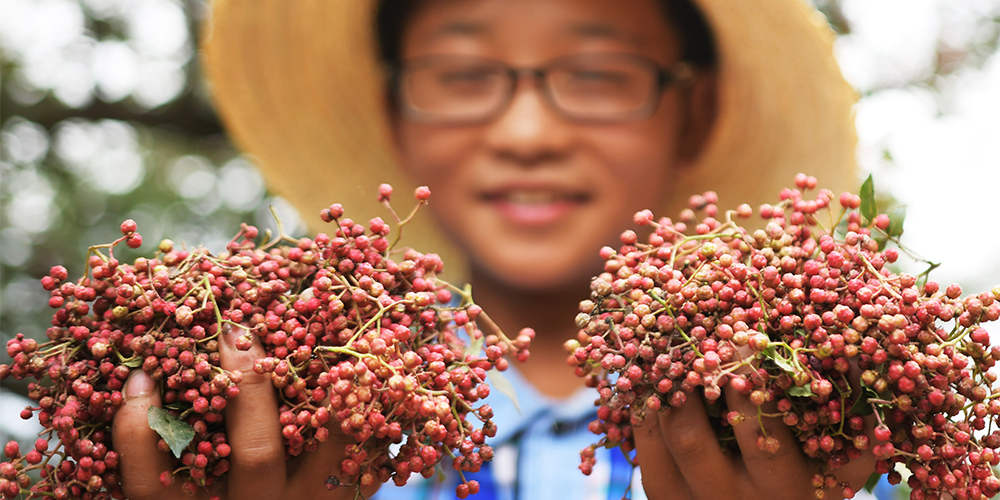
[
  {"xmin": 569, "ymin": 174, "xmax": 1000, "ymax": 499},
  {"xmin": 1, "ymin": 185, "xmax": 531, "ymax": 500}
]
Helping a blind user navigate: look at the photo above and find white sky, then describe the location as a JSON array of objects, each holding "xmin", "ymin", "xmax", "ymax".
[{"xmin": 835, "ymin": 0, "xmax": 1000, "ymax": 298}]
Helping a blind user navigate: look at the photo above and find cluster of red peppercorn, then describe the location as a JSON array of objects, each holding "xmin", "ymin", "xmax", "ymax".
[
  {"xmin": 568, "ymin": 174, "xmax": 1000, "ymax": 499},
  {"xmin": 0, "ymin": 185, "xmax": 531, "ymax": 500}
]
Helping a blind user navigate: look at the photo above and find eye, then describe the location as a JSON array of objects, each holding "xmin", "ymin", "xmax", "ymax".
[
  {"xmin": 431, "ymin": 67, "xmax": 504, "ymax": 93},
  {"xmin": 438, "ymin": 69, "xmax": 495, "ymax": 84},
  {"xmin": 425, "ymin": 67, "xmax": 504, "ymax": 98},
  {"xmin": 567, "ymin": 70, "xmax": 630, "ymax": 85}
]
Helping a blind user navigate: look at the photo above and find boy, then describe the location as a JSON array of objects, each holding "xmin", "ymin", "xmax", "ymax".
[{"xmin": 113, "ymin": 1, "xmax": 872, "ymax": 498}]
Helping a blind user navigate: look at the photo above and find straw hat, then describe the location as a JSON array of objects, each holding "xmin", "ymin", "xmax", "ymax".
[{"xmin": 200, "ymin": 0, "xmax": 858, "ymax": 278}]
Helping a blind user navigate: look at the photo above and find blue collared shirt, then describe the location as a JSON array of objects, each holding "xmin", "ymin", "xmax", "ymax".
[
  {"xmin": 373, "ymin": 365, "xmax": 646, "ymax": 500},
  {"xmin": 371, "ymin": 364, "xmax": 899, "ymax": 500}
]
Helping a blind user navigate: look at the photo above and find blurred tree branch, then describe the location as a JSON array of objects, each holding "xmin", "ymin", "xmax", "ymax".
[
  {"xmin": 857, "ymin": 13, "xmax": 1000, "ymax": 99},
  {"xmin": 0, "ymin": 92, "xmax": 223, "ymax": 137}
]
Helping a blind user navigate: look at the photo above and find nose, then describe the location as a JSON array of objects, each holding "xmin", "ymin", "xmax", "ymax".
[{"xmin": 483, "ymin": 74, "xmax": 574, "ymax": 165}]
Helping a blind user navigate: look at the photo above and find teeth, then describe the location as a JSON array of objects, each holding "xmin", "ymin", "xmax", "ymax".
[{"xmin": 505, "ymin": 191, "xmax": 562, "ymax": 204}]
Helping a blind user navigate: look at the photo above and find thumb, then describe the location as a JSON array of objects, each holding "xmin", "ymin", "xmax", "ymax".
[{"xmin": 113, "ymin": 370, "xmax": 182, "ymax": 499}]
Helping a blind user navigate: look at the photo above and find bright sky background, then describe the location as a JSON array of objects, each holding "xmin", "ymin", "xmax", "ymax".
[{"xmin": 835, "ymin": 0, "xmax": 1000, "ymax": 299}]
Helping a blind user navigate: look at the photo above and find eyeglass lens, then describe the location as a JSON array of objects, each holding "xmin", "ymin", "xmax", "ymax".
[{"xmin": 398, "ymin": 55, "xmax": 666, "ymax": 122}]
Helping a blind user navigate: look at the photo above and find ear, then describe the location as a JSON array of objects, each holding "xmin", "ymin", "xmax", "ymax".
[{"xmin": 675, "ymin": 69, "xmax": 718, "ymax": 165}]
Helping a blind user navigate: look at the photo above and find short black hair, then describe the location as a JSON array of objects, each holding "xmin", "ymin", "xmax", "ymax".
[
  {"xmin": 375, "ymin": 0, "xmax": 718, "ymax": 68},
  {"xmin": 375, "ymin": 0, "xmax": 417, "ymax": 67},
  {"xmin": 659, "ymin": 0, "xmax": 717, "ymax": 68}
]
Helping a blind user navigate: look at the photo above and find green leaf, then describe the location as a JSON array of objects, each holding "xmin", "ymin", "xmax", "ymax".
[
  {"xmin": 848, "ymin": 394, "xmax": 874, "ymax": 416},
  {"xmin": 147, "ymin": 406, "xmax": 195, "ymax": 458},
  {"xmin": 772, "ymin": 356, "xmax": 798, "ymax": 374},
  {"xmin": 887, "ymin": 205, "xmax": 907, "ymax": 238},
  {"xmin": 788, "ymin": 385, "xmax": 815, "ymax": 398},
  {"xmin": 487, "ymin": 368, "xmax": 521, "ymax": 414},
  {"xmin": 464, "ymin": 335, "xmax": 484, "ymax": 357},
  {"xmin": 122, "ymin": 357, "xmax": 142, "ymax": 368},
  {"xmin": 848, "ymin": 384, "xmax": 876, "ymax": 416},
  {"xmin": 874, "ymin": 232, "xmax": 889, "ymax": 251},
  {"xmin": 761, "ymin": 344, "xmax": 776, "ymax": 359},
  {"xmin": 760, "ymin": 345, "xmax": 797, "ymax": 374},
  {"xmin": 865, "ymin": 472, "xmax": 882, "ymax": 493},
  {"xmin": 849, "ymin": 384, "xmax": 892, "ymax": 416},
  {"xmin": 833, "ymin": 214, "xmax": 851, "ymax": 239},
  {"xmin": 860, "ymin": 175, "xmax": 877, "ymax": 223}
]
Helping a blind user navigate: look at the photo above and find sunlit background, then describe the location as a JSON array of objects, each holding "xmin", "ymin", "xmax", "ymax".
[{"xmin": 1, "ymin": 1, "xmax": 999, "ymax": 498}]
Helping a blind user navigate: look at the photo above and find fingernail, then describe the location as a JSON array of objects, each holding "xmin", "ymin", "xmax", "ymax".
[
  {"xmin": 222, "ymin": 323, "xmax": 239, "ymax": 346},
  {"xmin": 125, "ymin": 370, "xmax": 155, "ymax": 398}
]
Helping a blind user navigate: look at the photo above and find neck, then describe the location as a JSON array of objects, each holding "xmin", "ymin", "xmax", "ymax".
[{"xmin": 469, "ymin": 268, "xmax": 589, "ymax": 399}]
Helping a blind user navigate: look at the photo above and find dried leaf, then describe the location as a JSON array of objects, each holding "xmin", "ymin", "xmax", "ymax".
[{"xmin": 147, "ymin": 406, "xmax": 195, "ymax": 458}]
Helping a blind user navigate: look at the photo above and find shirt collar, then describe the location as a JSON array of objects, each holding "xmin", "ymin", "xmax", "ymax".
[{"xmin": 483, "ymin": 364, "xmax": 599, "ymax": 444}]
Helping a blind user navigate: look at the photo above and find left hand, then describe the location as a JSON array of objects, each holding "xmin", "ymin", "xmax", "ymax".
[
  {"xmin": 632, "ymin": 387, "xmax": 876, "ymax": 500},
  {"xmin": 111, "ymin": 324, "xmax": 378, "ymax": 500}
]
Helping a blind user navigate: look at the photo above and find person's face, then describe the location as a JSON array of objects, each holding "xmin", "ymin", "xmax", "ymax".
[{"xmin": 393, "ymin": 0, "xmax": 711, "ymax": 291}]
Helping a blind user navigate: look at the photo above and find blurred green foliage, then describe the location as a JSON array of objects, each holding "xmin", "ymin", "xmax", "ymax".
[{"xmin": 1, "ymin": 0, "xmax": 306, "ymax": 397}]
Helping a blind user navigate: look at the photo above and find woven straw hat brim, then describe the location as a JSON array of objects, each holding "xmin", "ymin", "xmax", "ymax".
[{"xmin": 201, "ymin": 0, "xmax": 858, "ymax": 279}]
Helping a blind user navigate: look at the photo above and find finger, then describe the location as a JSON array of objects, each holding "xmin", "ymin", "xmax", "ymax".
[
  {"xmin": 294, "ymin": 423, "xmax": 385, "ymax": 498},
  {"xmin": 631, "ymin": 411, "xmax": 691, "ymax": 500},
  {"xmin": 828, "ymin": 444, "xmax": 877, "ymax": 500},
  {"xmin": 724, "ymin": 385, "xmax": 812, "ymax": 497},
  {"xmin": 292, "ymin": 393, "xmax": 353, "ymax": 494},
  {"xmin": 219, "ymin": 326, "xmax": 287, "ymax": 499},
  {"xmin": 112, "ymin": 370, "xmax": 185, "ymax": 499},
  {"xmin": 659, "ymin": 391, "xmax": 740, "ymax": 499},
  {"xmin": 827, "ymin": 363, "xmax": 878, "ymax": 494},
  {"xmin": 293, "ymin": 428, "xmax": 349, "ymax": 492},
  {"xmin": 292, "ymin": 386, "xmax": 381, "ymax": 499}
]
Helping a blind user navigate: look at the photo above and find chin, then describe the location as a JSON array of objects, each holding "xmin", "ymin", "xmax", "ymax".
[{"xmin": 471, "ymin": 248, "xmax": 602, "ymax": 294}]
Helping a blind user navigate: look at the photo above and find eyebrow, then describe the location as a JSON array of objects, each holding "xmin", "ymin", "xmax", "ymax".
[
  {"xmin": 421, "ymin": 21, "xmax": 489, "ymax": 42},
  {"xmin": 565, "ymin": 22, "xmax": 641, "ymax": 45}
]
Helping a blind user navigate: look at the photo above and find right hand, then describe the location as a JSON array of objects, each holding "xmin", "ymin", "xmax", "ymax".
[{"xmin": 111, "ymin": 326, "xmax": 380, "ymax": 500}]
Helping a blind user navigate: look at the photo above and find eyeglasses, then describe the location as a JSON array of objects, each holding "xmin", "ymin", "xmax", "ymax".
[{"xmin": 390, "ymin": 54, "xmax": 693, "ymax": 124}]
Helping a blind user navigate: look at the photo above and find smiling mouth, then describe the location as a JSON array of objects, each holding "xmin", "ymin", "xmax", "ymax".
[
  {"xmin": 481, "ymin": 190, "xmax": 591, "ymax": 226},
  {"xmin": 483, "ymin": 190, "xmax": 590, "ymax": 205}
]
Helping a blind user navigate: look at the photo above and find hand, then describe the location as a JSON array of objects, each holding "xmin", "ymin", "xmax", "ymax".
[
  {"xmin": 111, "ymin": 326, "xmax": 379, "ymax": 500},
  {"xmin": 632, "ymin": 388, "xmax": 876, "ymax": 500}
]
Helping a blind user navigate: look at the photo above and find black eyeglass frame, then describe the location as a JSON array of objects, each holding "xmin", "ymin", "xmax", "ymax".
[{"xmin": 387, "ymin": 53, "xmax": 694, "ymax": 125}]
